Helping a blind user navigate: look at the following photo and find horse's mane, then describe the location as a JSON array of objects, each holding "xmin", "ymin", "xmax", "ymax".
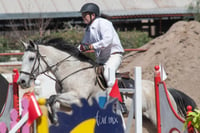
[{"xmin": 41, "ymin": 38, "xmax": 96, "ymax": 65}]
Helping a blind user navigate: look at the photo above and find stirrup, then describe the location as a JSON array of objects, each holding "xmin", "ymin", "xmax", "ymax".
[{"xmin": 120, "ymin": 102, "xmax": 129, "ymax": 116}]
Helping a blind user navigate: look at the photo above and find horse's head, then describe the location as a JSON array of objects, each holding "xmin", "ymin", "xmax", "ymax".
[
  {"xmin": 18, "ymin": 38, "xmax": 96, "ymax": 89},
  {"xmin": 17, "ymin": 40, "xmax": 44, "ymax": 89}
]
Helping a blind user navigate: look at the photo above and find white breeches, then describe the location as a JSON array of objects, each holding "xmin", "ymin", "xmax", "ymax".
[{"xmin": 103, "ymin": 54, "xmax": 122, "ymax": 87}]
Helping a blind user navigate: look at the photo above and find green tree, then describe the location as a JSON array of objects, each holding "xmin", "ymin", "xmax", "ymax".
[{"xmin": 188, "ymin": 0, "xmax": 200, "ymax": 21}]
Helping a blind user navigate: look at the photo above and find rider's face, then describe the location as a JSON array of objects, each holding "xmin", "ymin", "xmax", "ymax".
[{"xmin": 82, "ymin": 13, "xmax": 95, "ymax": 24}]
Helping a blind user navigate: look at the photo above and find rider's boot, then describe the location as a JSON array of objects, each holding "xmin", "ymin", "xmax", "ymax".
[
  {"xmin": 107, "ymin": 87, "xmax": 129, "ymax": 115},
  {"xmin": 119, "ymin": 102, "xmax": 128, "ymax": 116},
  {"xmin": 120, "ymin": 93, "xmax": 128, "ymax": 116}
]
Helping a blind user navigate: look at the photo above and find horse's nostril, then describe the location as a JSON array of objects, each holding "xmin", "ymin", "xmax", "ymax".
[
  {"xmin": 18, "ymin": 79, "xmax": 25, "ymax": 85},
  {"xmin": 21, "ymin": 79, "xmax": 25, "ymax": 84}
]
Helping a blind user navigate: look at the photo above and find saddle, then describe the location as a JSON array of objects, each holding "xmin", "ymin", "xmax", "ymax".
[
  {"xmin": 95, "ymin": 66, "xmax": 134, "ymax": 115},
  {"xmin": 95, "ymin": 66, "xmax": 135, "ymax": 91}
]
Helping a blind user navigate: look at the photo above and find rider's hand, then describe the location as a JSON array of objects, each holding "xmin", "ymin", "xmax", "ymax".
[{"xmin": 80, "ymin": 44, "xmax": 90, "ymax": 52}]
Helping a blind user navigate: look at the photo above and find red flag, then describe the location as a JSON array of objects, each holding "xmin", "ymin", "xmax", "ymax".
[
  {"xmin": 109, "ymin": 79, "xmax": 122, "ymax": 102},
  {"xmin": 24, "ymin": 92, "xmax": 42, "ymax": 125}
]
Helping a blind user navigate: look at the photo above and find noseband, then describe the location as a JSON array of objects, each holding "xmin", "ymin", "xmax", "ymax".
[
  {"xmin": 20, "ymin": 46, "xmax": 41, "ymax": 80},
  {"xmin": 19, "ymin": 44, "xmax": 75, "ymax": 86}
]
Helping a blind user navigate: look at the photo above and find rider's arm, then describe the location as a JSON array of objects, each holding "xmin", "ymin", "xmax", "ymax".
[{"xmin": 92, "ymin": 19, "xmax": 114, "ymax": 50}]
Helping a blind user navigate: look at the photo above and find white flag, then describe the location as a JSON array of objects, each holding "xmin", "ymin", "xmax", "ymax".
[{"xmin": 159, "ymin": 64, "xmax": 167, "ymax": 81}]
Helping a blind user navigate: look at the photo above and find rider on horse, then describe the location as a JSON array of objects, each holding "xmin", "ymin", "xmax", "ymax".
[{"xmin": 78, "ymin": 3, "xmax": 128, "ymax": 114}]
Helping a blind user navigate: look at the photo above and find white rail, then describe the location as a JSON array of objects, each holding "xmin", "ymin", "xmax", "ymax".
[{"xmin": 120, "ymin": 67, "xmax": 142, "ymax": 133}]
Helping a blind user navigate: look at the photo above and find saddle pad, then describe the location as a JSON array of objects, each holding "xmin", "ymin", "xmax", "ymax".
[{"xmin": 118, "ymin": 77, "xmax": 135, "ymax": 90}]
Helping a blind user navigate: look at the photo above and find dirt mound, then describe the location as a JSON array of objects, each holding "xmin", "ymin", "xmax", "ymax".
[{"xmin": 120, "ymin": 21, "xmax": 200, "ymax": 108}]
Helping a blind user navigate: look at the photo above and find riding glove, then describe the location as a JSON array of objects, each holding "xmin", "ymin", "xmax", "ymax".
[{"xmin": 79, "ymin": 44, "xmax": 90, "ymax": 52}]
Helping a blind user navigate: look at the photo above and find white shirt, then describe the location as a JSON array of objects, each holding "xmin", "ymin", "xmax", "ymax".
[{"xmin": 82, "ymin": 17, "xmax": 124, "ymax": 64}]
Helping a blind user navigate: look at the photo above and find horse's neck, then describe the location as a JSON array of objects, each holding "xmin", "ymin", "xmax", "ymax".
[
  {"xmin": 39, "ymin": 46, "xmax": 95, "ymax": 84},
  {"xmin": 56, "ymin": 58, "xmax": 92, "ymax": 80}
]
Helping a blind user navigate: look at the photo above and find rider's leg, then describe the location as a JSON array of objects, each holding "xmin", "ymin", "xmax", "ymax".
[
  {"xmin": 103, "ymin": 54, "xmax": 128, "ymax": 115},
  {"xmin": 103, "ymin": 54, "xmax": 122, "ymax": 100},
  {"xmin": 103, "ymin": 54, "xmax": 122, "ymax": 87}
]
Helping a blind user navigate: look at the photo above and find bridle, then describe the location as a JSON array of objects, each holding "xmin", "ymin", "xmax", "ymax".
[
  {"xmin": 20, "ymin": 44, "xmax": 74, "ymax": 83},
  {"xmin": 20, "ymin": 45, "xmax": 41, "ymax": 81},
  {"xmin": 20, "ymin": 44, "xmax": 94, "ymax": 91}
]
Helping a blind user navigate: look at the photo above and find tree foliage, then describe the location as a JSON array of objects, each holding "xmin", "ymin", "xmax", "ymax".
[{"xmin": 188, "ymin": 0, "xmax": 200, "ymax": 21}]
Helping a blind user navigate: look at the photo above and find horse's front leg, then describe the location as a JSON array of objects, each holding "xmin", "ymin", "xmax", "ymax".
[
  {"xmin": 55, "ymin": 91, "xmax": 81, "ymax": 107},
  {"xmin": 47, "ymin": 95, "xmax": 59, "ymax": 124},
  {"xmin": 47, "ymin": 91, "xmax": 80, "ymax": 124}
]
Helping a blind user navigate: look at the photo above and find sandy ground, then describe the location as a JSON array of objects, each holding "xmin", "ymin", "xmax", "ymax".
[
  {"xmin": 120, "ymin": 20, "xmax": 200, "ymax": 132},
  {"xmin": 1, "ymin": 20, "xmax": 200, "ymax": 133},
  {"xmin": 120, "ymin": 20, "xmax": 200, "ymax": 109}
]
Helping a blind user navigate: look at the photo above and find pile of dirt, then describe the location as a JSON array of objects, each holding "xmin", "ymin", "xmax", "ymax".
[{"xmin": 120, "ymin": 21, "xmax": 200, "ymax": 108}]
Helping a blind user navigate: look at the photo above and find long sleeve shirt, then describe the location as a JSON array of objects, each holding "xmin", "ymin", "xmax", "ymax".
[{"xmin": 82, "ymin": 17, "xmax": 124, "ymax": 64}]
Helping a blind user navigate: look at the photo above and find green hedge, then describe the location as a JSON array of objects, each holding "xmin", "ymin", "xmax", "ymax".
[{"xmin": 0, "ymin": 29, "xmax": 152, "ymax": 62}]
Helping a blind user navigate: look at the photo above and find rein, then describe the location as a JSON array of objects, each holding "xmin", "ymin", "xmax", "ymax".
[
  {"xmin": 20, "ymin": 44, "xmax": 95, "ymax": 91},
  {"xmin": 60, "ymin": 66, "xmax": 94, "ymax": 82}
]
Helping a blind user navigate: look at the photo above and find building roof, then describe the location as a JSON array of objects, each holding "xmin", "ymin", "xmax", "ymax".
[{"xmin": 0, "ymin": 0, "xmax": 196, "ymax": 20}]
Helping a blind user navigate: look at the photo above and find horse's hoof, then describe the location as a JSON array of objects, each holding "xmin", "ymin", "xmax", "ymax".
[
  {"xmin": 48, "ymin": 112, "xmax": 58, "ymax": 125},
  {"xmin": 47, "ymin": 95, "xmax": 57, "ymax": 105},
  {"xmin": 52, "ymin": 117, "xmax": 59, "ymax": 126}
]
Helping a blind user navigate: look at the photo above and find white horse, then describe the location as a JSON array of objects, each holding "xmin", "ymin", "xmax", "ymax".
[{"xmin": 17, "ymin": 39, "xmax": 196, "ymax": 131}]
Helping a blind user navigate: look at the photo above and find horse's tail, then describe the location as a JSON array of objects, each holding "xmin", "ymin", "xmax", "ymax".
[{"xmin": 168, "ymin": 88, "xmax": 197, "ymax": 118}]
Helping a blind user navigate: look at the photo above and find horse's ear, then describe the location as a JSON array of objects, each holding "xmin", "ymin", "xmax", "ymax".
[
  {"xmin": 29, "ymin": 40, "xmax": 35, "ymax": 48},
  {"xmin": 20, "ymin": 40, "xmax": 29, "ymax": 49}
]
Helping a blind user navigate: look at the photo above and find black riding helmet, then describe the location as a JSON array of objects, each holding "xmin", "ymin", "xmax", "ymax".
[{"xmin": 80, "ymin": 3, "xmax": 100, "ymax": 16}]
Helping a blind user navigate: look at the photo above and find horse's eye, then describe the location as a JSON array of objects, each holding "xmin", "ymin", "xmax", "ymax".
[{"xmin": 29, "ymin": 57, "xmax": 35, "ymax": 61}]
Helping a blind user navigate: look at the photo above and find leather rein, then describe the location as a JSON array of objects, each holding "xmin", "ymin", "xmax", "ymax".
[{"xmin": 20, "ymin": 45, "xmax": 94, "ymax": 91}]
